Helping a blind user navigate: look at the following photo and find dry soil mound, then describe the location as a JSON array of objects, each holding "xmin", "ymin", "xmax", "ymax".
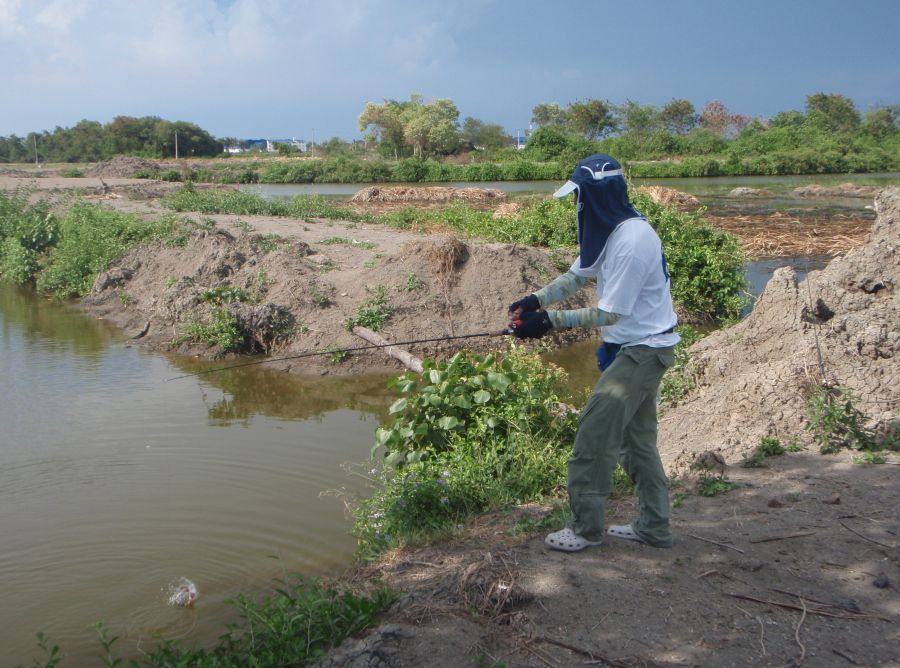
[
  {"xmin": 660, "ymin": 187, "xmax": 899, "ymax": 469},
  {"xmin": 82, "ymin": 217, "xmax": 591, "ymax": 374},
  {"xmin": 635, "ymin": 185, "xmax": 700, "ymax": 210},
  {"xmin": 85, "ymin": 156, "xmax": 161, "ymax": 178},
  {"xmin": 350, "ymin": 186, "xmax": 505, "ymax": 203}
]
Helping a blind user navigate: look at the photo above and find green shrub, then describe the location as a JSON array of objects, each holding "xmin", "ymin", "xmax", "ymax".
[
  {"xmin": 698, "ymin": 474, "xmax": 736, "ymax": 497},
  {"xmin": 806, "ymin": 384, "xmax": 879, "ymax": 454},
  {"xmin": 345, "ymin": 285, "xmax": 392, "ymax": 331},
  {"xmin": 36, "ymin": 203, "xmax": 174, "ymax": 297},
  {"xmin": 0, "ymin": 191, "xmax": 58, "ymax": 284},
  {"xmin": 356, "ymin": 348, "xmax": 580, "ymax": 556},
  {"xmin": 186, "ymin": 307, "xmax": 247, "ymax": 352},
  {"xmin": 743, "ymin": 436, "xmax": 787, "ymax": 468}
]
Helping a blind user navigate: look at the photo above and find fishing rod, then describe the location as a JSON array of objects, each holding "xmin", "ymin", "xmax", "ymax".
[{"xmin": 166, "ymin": 328, "xmax": 513, "ymax": 381}]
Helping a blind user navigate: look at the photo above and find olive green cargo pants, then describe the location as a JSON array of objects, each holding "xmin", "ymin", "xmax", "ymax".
[{"xmin": 567, "ymin": 344, "xmax": 676, "ymax": 547}]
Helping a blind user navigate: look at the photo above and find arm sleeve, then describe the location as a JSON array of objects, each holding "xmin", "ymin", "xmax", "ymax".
[
  {"xmin": 533, "ymin": 271, "xmax": 589, "ymax": 307},
  {"xmin": 546, "ymin": 308, "xmax": 620, "ymax": 329}
]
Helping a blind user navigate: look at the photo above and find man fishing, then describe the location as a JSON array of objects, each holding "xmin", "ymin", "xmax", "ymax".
[{"xmin": 507, "ymin": 154, "xmax": 679, "ymax": 552}]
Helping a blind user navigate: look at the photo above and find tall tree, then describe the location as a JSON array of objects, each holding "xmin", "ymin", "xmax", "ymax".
[
  {"xmin": 659, "ymin": 99, "xmax": 698, "ymax": 135},
  {"xmin": 461, "ymin": 117, "xmax": 512, "ymax": 151},
  {"xmin": 805, "ymin": 93, "xmax": 861, "ymax": 134},
  {"xmin": 616, "ymin": 100, "xmax": 660, "ymax": 135},
  {"xmin": 566, "ymin": 99, "xmax": 616, "ymax": 139},
  {"xmin": 531, "ymin": 103, "xmax": 567, "ymax": 128},
  {"xmin": 358, "ymin": 99, "xmax": 407, "ymax": 159}
]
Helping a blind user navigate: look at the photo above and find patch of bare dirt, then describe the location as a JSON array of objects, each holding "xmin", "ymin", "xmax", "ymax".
[
  {"xmin": 350, "ymin": 186, "xmax": 506, "ymax": 204},
  {"xmin": 330, "ymin": 451, "xmax": 897, "ymax": 667}
]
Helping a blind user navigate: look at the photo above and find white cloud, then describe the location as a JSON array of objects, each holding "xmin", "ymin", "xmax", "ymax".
[{"xmin": 0, "ymin": 0, "xmax": 22, "ymax": 36}]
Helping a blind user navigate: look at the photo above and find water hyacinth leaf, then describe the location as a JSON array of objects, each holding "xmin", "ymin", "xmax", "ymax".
[
  {"xmin": 406, "ymin": 450, "xmax": 424, "ymax": 463},
  {"xmin": 486, "ymin": 372, "xmax": 512, "ymax": 391},
  {"xmin": 429, "ymin": 369, "xmax": 446, "ymax": 384},
  {"xmin": 428, "ymin": 394, "xmax": 443, "ymax": 407},
  {"xmin": 476, "ymin": 354, "xmax": 495, "ymax": 372},
  {"xmin": 384, "ymin": 451, "xmax": 406, "ymax": 467},
  {"xmin": 375, "ymin": 428, "xmax": 393, "ymax": 446},
  {"xmin": 473, "ymin": 389, "xmax": 492, "ymax": 404},
  {"xmin": 437, "ymin": 416, "xmax": 460, "ymax": 430},
  {"xmin": 388, "ymin": 397, "xmax": 408, "ymax": 414},
  {"xmin": 397, "ymin": 380, "xmax": 416, "ymax": 393},
  {"xmin": 451, "ymin": 395, "xmax": 472, "ymax": 409},
  {"xmin": 485, "ymin": 416, "xmax": 500, "ymax": 429}
]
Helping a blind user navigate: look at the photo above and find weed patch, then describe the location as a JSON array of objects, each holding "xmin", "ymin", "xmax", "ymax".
[
  {"xmin": 697, "ymin": 474, "xmax": 737, "ymax": 497},
  {"xmin": 345, "ymin": 285, "xmax": 393, "ymax": 332}
]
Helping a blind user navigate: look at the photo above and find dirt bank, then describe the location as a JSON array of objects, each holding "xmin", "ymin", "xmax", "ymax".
[{"xmin": 80, "ymin": 202, "xmax": 593, "ymax": 376}]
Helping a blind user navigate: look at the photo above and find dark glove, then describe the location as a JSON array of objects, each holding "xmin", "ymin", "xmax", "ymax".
[
  {"xmin": 508, "ymin": 294, "xmax": 540, "ymax": 316},
  {"xmin": 511, "ymin": 310, "xmax": 553, "ymax": 339}
]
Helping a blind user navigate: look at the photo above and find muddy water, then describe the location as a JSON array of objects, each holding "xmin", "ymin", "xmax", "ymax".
[
  {"xmin": 241, "ymin": 172, "xmax": 898, "ymax": 216},
  {"xmin": 0, "ymin": 283, "xmax": 395, "ymax": 665}
]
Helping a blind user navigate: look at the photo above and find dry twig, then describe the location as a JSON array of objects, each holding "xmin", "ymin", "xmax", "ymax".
[
  {"xmin": 839, "ymin": 521, "xmax": 895, "ymax": 550},
  {"xmin": 689, "ymin": 533, "xmax": 745, "ymax": 554},
  {"xmin": 793, "ymin": 597, "xmax": 808, "ymax": 666}
]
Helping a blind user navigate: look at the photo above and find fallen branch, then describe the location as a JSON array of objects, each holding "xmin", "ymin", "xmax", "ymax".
[
  {"xmin": 749, "ymin": 531, "xmax": 816, "ymax": 544},
  {"xmin": 530, "ymin": 635, "xmax": 630, "ymax": 668},
  {"xmin": 688, "ymin": 533, "xmax": 745, "ymax": 554},
  {"xmin": 832, "ymin": 648, "xmax": 860, "ymax": 665},
  {"xmin": 839, "ymin": 521, "xmax": 895, "ymax": 550},
  {"xmin": 725, "ymin": 593, "xmax": 893, "ymax": 621},
  {"xmin": 351, "ymin": 326, "xmax": 424, "ymax": 373}
]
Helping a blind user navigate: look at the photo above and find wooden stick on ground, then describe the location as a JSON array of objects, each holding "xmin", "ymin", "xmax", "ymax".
[
  {"xmin": 689, "ymin": 533, "xmax": 745, "ymax": 554},
  {"xmin": 351, "ymin": 326, "xmax": 424, "ymax": 373},
  {"xmin": 839, "ymin": 521, "xmax": 896, "ymax": 550}
]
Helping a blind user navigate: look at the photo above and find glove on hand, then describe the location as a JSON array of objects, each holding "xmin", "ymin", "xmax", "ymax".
[
  {"xmin": 511, "ymin": 310, "xmax": 553, "ymax": 339},
  {"xmin": 508, "ymin": 294, "xmax": 540, "ymax": 316}
]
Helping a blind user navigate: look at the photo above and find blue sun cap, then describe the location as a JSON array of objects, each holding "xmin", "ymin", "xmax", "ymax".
[{"xmin": 553, "ymin": 154, "xmax": 642, "ymax": 270}]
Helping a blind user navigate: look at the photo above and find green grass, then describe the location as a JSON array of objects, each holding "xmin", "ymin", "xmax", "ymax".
[
  {"xmin": 697, "ymin": 474, "xmax": 737, "ymax": 497},
  {"xmin": 742, "ymin": 435, "xmax": 788, "ymax": 468},
  {"xmin": 23, "ymin": 577, "xmax": 396, "ymax": 667},
  {"xmin": 345, "ymin": 285, "xmax": 393, "ymax": 332}
]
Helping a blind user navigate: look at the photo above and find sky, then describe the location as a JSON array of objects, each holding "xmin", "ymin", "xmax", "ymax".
[{"xmin": 1, "ymin": 0, "xmax": 898, "ymax": 141}]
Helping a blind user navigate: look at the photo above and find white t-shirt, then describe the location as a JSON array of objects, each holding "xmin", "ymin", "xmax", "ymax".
[{"xmin": 571, "ymin": 218, "xmax": 680, "ymax": 348}]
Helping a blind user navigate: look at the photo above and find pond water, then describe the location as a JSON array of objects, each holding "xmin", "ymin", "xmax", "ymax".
[
  {"xmin": 242, "ymin": 172, "xmax": 899, "ymax": 220},
  {"xmin": 0, "ymin": 282, "xmax": 396, "ymax": 664}
]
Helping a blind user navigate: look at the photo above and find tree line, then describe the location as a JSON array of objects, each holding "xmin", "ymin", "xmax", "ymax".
[
  {"xmin": 2, "ymin": 93, "xmax": 896, "ymax": 174},
  {"xmin": 0, "ymin": 116, "xmax": 222, "ymax": 163}
]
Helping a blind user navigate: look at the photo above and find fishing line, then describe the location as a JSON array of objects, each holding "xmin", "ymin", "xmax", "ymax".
[{"xmin": 166, "ymin": 329, "xmax": 511, "ymax": 381}]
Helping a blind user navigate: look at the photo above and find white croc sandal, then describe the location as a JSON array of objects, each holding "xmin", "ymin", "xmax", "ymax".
[
  {"xmin": 606, "ymin": 524, "xmax": 647, "ymax": 544},
  {"xmin": 544, "ymin": 528, "xmax": 603, "ymax": 552}
]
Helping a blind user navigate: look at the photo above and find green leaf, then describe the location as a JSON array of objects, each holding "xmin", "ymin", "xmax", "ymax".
[
  {"xmin": 375, "ymin": 428, "xmax": 393, "ymax": 445},
  {"xmin": 485, "ymin": 416, "xmax": 500, "ymax": 429},
  {"xmin": 429, "ymin": 369, "xmax": 446, "ymax": 384},
  {"xmin": 428, "ymin": 394, "xmax": 444, "ymax": 407},
  {"xmin": 486, "ymin": 372, "xmax": 512, "ymax": 391},
  {"xmin": 473, "ymin": 389, "xmax": 491, "ymax": 404},
  {"xmin": 389, "ymin": 398, "xmax": 408, "ymax": 414},
  {"xmin": 384, "ymin": 451, "xmax": 406, "ymax": 467},
  {"xmin": 451, "ymin": 395, "xmax": 472, "ymax": 409},
  {"xmin": 407, "ymin": 450, "xmax": 425, "ymax": 463},
  {"xmin": 437, "ymin": 416, "xmax": 460, "ymax": 430}
]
